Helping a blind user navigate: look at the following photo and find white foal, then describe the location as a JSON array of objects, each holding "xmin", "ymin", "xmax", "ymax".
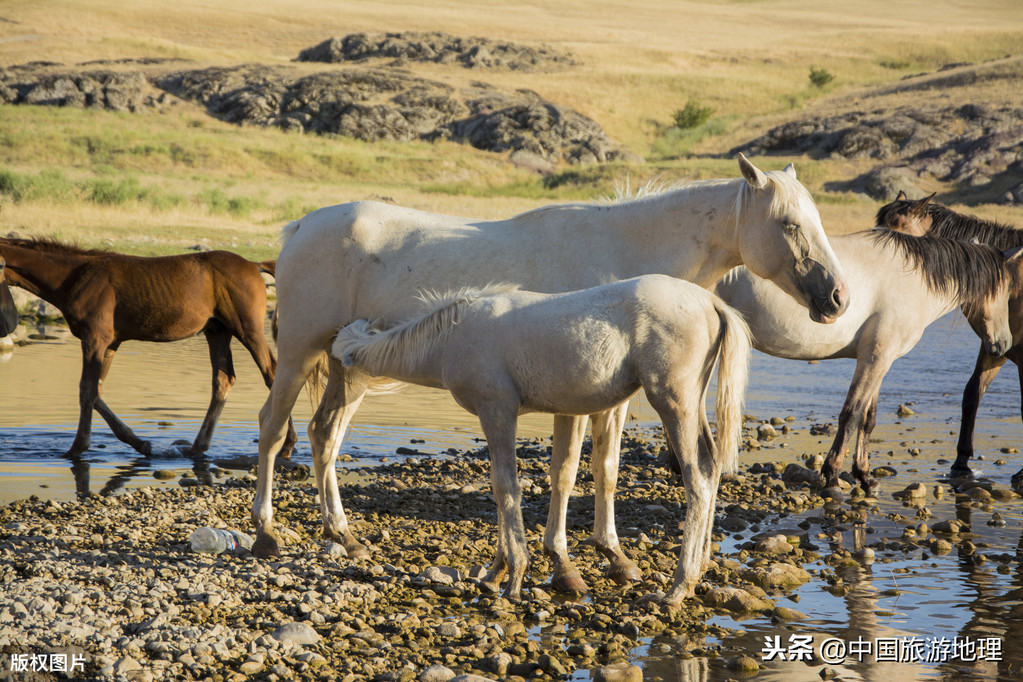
[{"xmin": 332, "ymin": 275, "xmax": 751, "ymax": 608}]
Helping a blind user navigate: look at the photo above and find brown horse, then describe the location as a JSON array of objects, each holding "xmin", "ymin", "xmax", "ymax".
[
  {"xmin": 877, "ymin": 193, "xmax": 1023, "ymax": 480},
  {"xmin": 0, "ymin": 256, "xmax": 18, "ymax": 337},
  {"xmin": 0, "ymin": 237, "xmax": 297, "ymax": 458}
]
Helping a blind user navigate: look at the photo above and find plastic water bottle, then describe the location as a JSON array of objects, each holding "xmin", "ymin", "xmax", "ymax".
[{"xmin": 189, "ymin": 527, "xmax": 255, "ymax": 554}]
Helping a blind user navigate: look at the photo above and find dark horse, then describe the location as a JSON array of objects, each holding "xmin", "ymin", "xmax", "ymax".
[
  {"xmin": 877, "ymin": 192, "xmax": 1023, "ymax": 480},
  {"xmin": 0, "ymin": 237, "xmax": 297, "ymax": 458},
  {"xmin": 0, "ymin": 257, "xmax": 18, "ymax": 337}
]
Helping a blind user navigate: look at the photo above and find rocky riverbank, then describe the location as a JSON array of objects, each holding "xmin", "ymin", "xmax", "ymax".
[{"xmin": 0, "ymin": 423, "xmax": 1020, "ymax": 681}]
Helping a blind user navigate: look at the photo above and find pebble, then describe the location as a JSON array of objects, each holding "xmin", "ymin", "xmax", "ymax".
[
  {"xmin": 0, "ymin": 421, "xmax": 1010, "ymax": 681},
  {"xmin": 271, "ymin": 622, "xmax": 321, "ymax": 645}
]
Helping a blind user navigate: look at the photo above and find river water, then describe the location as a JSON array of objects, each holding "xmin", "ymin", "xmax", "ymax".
[{"xmin": 1, "ymin": 312, "xmax": 1021, "ymax": 680}]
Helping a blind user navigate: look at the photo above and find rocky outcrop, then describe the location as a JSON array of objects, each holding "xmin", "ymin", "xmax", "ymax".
[
  {"xmin": 732, "ymin": 79, "xmax": 1023, "ymax": 202},
  {"xmin": 1, "ymin": 61, "xmax": 633, "ymax": 166},
  {"xmin": 153, "ymin": 65, "xmax": 632, "ymax": 164},
  {"xmin": 0, "ymin": 67, "xmax": 160, "ymax": 112},
  {"xmin": 296, "ymin": 32, "xmax": 576, "ymax": 71}
]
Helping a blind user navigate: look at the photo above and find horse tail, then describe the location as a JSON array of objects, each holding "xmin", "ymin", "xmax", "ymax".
[
  {"xmin": 258, "ymin": 260, "xmax": 276, "ymax": 277},
  {"xmin": 711, "ymin": 300, "xmax": 751, "ymax": 474},
  {"xmin": 331, "ymin": 284, "xmax": 516, "ymax": 380},
  {"xmin": 280, "ymin": 220, "xmax": 301, "ymax": 249}
]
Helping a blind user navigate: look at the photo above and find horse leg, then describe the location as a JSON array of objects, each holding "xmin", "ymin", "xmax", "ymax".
[
  {"xmin": 307, "ymin": 358, "xmax": 371, "ymax": 557},
  {"xmin": 480, "ymin": 499, "xmax": 509, "ymax": 595},
  {"xmin": 696, "ymin": 411, "xmax": 719, "ymax": 571},
  {"xmin": 850, "ymin": 395, "xmax": 879, "ymax": 492},
  {"xmin": 252, "ymin": 349, "xmax": 321, "ymax": 558},
  {"xmin": 66, "ymin": 341, "xmax": 109, "ymax": 457},
  {"xmin": 188, "ymin": 322, "xmax": 236, "ymax": 456},
  {"xmin": 90, "ymin": 344, "xmax": 152, "ymax": 455},
  {"xmin": 543, "ymin": 414, "xmax": 589, "ymax": 593},
  {"xmin": 477, "ymin": 401, "xmax": 528, "ymax": 602},
  {"xmin": 650, "ymin": 397, "xmax": 710, "ymax": 610},
  {"xmin": 822, "ymin": 352, "xmax": 892, "ymax": 495},
  {"xmin": 1009, "ymin": 349, "xmax": 1023, "ymax": 487},
  {"xmin": 953, "ymin": 346, "xmax": 1006, "ymax": 476},
  {"xmin": 591, "ymin": 404, "xmax": 642, "ymax": 584},
  {"xmin": 236, "ymin": 316, "xmax": 299, "ymax": 459}
]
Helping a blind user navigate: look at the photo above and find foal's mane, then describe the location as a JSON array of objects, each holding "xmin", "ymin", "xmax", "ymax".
[
  {"xmin": 343, "ymin": 283, "xmax": 519, "ymax": 375},
  {"xmin": 0, "ymin": 236, "xmax": 109, "ymax": 257},
  {"xmin": 870, "ymin": 230, "xmax": 1020, "ymax": 304}
]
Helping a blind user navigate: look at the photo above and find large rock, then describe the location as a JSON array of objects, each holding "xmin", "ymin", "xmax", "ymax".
[
  {"xmin": 296, "ymin": 32, "xmax": 577, "ymax": 71},
  {"xmin": 740, "ymin": 562, "xmax": 812, "ymax": 590}
]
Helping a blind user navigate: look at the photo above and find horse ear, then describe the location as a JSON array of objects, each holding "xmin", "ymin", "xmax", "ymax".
[
  {"xmin": 783, "ymin": 163, "xmax": 797, "ymax": 179},
  {"xmin": 737, "ymin": 153, "xmax": 768, "ymax": 190},
  {"xmin": 1003, "ymin": 245, "xmax": 1023, "ymax": 262},
  {"xmin": 896, "ymin": 190, "xmax": 908, "ymax": 201},
  {"xmin": 913, "ymin": 192, "xmax": 935, "ymax": 216}
]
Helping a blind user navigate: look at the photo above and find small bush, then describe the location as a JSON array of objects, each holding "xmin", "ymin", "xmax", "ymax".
[
  {"xmin": 809, "ymin": 66, "xmax": 835, "ymax": 88},
  {"xmin": 88, "ymin": 177, "xmax": 147, "ymax": 205},
  {"xmin": 0, "ymin": 168, "xmax": 28, "ymax": 201},
  {"xmin": 672, "ymin": 101, "xmax": 715, "ymax": 130},
  {"xmin": 878, "ymin": 58, "xmax": 910, "ymax": 70}
]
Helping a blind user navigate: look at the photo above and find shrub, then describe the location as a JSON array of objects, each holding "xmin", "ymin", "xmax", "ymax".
[
  {"xmin": 672, "ymin": 101, "xmax": 714, "ymax": 130},
  {"xmin": 809, "ymin": 67, "xmax": 835, "ymax": 88}
]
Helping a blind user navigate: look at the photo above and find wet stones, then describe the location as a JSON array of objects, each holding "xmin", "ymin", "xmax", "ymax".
[
  {"xmin": 740, "ymin": 563, "xmax": 812, "ymax": 591},
  {"xmin": 703, "ymin": 586, "xmax": 774, "ymax": 613}
]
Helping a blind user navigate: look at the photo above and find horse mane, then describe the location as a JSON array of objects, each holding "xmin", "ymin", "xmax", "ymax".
[
  {"xmin": 0, "ymin": 236, "xmax": 109, "ymax": 257},
  {"xmin": 337, "ymin": 283, "xmax": 519, "ymax": 376},
  {"xmin": 921, "ymin": 204, "xmax": 1023, "ymax": 250},
  {"xmin": 870, "ymin": 230, "xmax": 1021, "ymax": 304},
  {"xmin": 603, "ymin": 171, "xmax": 810, "ymax": 230}
]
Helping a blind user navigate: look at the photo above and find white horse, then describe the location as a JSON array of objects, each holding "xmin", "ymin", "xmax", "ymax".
[
  {"xmin": 252, "ymin": 154, "xmax": 849, "ymax": 592},
  {"xmin": 876, "ymin": 193, "xmax": 1023, "ymax": 479},
  {"xmin": 533, "ymin": 229, "xmax": 1020, "ymax": 594},
  {"xmin": 715, "ymin": 230, "xmax": 1020, "ymax": 495},
  {"xmin": 331, "ymin": 275, "xmax": 751, "ymax": 608}
]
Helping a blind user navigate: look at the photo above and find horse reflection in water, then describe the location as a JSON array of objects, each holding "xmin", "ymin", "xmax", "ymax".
[{"xmin": 65, "ymin": 451, "xmax": 214, "ymax": 498}]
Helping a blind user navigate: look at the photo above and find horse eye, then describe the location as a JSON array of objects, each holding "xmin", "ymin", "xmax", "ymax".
[{"xmin": 785, "ymin": 223, "xmax": 800, "ymax": 232}]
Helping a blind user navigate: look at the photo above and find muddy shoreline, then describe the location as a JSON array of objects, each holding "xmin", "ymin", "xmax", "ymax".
[{"xmin": 2, "ymin": 416, "xmax": 1021, "ymax": 681}]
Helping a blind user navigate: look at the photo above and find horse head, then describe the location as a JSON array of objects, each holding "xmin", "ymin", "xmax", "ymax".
[
  {"xmin": 0, "ymin": 256, "xmax": 19, "ymax": 337},
  {"xmin": 963, "ymin": 245, "xmax": 1023, "ymax": 358},
  {"xmin": 875, "ymin": 191, "xmax": 936, "ymax": 237},
  {"xmin": 735, "ymin": 153, "xmax": 849, "ymax": 324}
]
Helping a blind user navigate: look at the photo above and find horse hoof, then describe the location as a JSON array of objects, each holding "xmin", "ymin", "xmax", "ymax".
[
  {"xmin": 550, "ymin": 571, "xmax": 589, "ymax": 594},
  {"xmin": 820, "ymin": 486, "xmax": 844, "ymax": 502},
  {"xmin": 345, "ymin": 543, "xmax": 371, "ymax": 560},
  {"xmin": 251, "ymin": 533, "xmax": 281, "ymax": 559},
  {"xmin": 608, "ymin": 564, "xmax": 643, "ymax": 585},
  {"xmin": 949, "ymin": 466, "xmax": 974, "ymax": 480}
]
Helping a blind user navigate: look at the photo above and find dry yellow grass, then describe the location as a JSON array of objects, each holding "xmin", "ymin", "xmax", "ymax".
[{"xmin": 2, "ymin": 0, "xmax": 1023, "ymax": 250}]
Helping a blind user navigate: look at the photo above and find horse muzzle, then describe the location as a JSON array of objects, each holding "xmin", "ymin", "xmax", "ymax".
[
  {"xmin": 984, "ymin": 337, "xmax": 1011, "ymax": 358},
  {"xmin": 807, "ymin": 280, "xmax": 849, "ymax": 325},
  {"xmin": 796, "ymin": 257, "xmax": 849, "ymax": 325}
]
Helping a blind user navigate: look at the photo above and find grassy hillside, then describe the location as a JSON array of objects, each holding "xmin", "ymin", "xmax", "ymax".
[{"xmin": 2, "ymin": 0, "xmax": 1022, "ymax": 257}]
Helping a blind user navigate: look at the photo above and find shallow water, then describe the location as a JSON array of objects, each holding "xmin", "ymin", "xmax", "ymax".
[{"xmin": 1, "ymin": 311, "xmax": 1021, "ymax": 680}]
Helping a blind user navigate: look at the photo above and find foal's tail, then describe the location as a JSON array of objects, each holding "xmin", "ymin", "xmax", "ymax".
[
  {"xmin": 711, "ymin": 300, "xmax": 751, "ymax": 474},
  {"xmin": 257, "ymin": 260, "xmax": 276, "ymax": 277}
]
